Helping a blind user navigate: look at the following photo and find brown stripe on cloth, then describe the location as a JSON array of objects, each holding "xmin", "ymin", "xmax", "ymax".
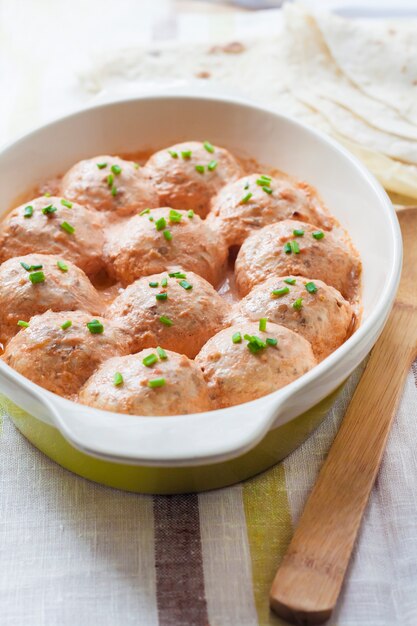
[{"xmin": 153, "ymin": 494, "xmax": 209, "ymax": 626}]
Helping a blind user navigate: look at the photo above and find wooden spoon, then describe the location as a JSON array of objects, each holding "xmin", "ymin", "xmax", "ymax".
[{"xmin": 270, "ymin": 207, "xmax": 417, "ymax": 625}]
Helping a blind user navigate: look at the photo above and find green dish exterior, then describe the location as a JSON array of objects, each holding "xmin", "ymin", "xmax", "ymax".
[{"xmin": 1, "ymin": 387, "xmax": 343, "ymax": 494}]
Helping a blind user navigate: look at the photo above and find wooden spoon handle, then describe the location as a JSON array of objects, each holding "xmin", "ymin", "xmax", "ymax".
[{"xmin": 270, "ymin": 303, "xmax": 417, "ymax": 625}]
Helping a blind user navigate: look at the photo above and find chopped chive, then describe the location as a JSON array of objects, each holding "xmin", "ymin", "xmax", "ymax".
[
  {"xmin": 284, "ymin": 277, "xmax": 296, "ymax": 285},
  {"xmin": 195, "ymin": 164, "xmax": 205, "ymax": 174},
  {"xmin": 60, "ymin": 221, "xmax": 75, "ymax": 234},
  {"xmin": 203, "ymin": 141, "xmax": 215, "ymax": 153},
  {"xmin": 29, "ymin": 271, "xmax": 45, "ymax": 284},
  {"xmin": 42, "ymin": 204, "xmax": 57, "ymax": 215},
  {"xmin": 148, "ymin": 377, "xmax": 166, "ymax": 388},
  {"xmin": 312, "ymin": 230, "xmax": 325, "ymax": 240},
  {"xmin": 207, "ymin": 160, "xmax": 218, "ymax": 171},
  {"xmin": 293, "ymin": 229, "xmax": 304, "ymax": 237},
  {"xmin": 181, "ymin": 150, "xmax": 192, "ymax": 160},
  {"xmin": 290, "ymin": 240, "xmax": 300, "ymax": 254},
  {"xmin": 179, "ymin": 280, "xmax": 192, "ymax": 290},
  {"xmin": 259, "ymin": 318, "xmax": 268, "ymax": 332},
  {"xmin": 44, "ymin": 192, "xmax": 51, "ymax": 197},
  {"xmin": 140, "ymin": 208, "xmax": 150, "ymax": 216},
  {"xmin": 159, "ymin": 315, "xmax": 173, "ymax": 326},
  {"xmin": 142, "ymin": 353, "xmax": 158, "ymax": 367},
  {"xmin": 168, "ymin": 150, "xmax": 178, "ymax": 158},
  {"xmin": 133, "ymin": 162, "xmax": 140, "ymax": 169},
  {"xmin": 23, "ymin": 205, "xmax": 33, "ymax": 218},
  {"xmin": 259, "ymin": 174, "xmax": 272, "ymax": 182},
  {"xmin": 262, "ymin": 186, "xmax": 273, "ymax": 195},
  {"xmin": 187, "ymin": 210, "xmax": 194, "ymax": 219},
  {"xmin": 149, "ymin": 217, "xmax": 154, "ymax": 222},
  {"xmin": 305, "ymin": 281, "xmax": 318, "ymax": 294},
  {"xmin": 61, "ymin": 198, "xmax": 73, "ymax": 209},
  {"xmin": 155, "ymin": 217, "xmax": 167, "ymax": 231},
  {"xmin": 169, "ymin": 271, "xmax": 186, "ymax": 279},
  {"xmin": 20, "ymin": 262, "xmax": 31, "ymax": 271},
  {"xmin": 244, "ymin": 181, "xmax": 250, "ymax": 190},
  {"xmin": 240, "ymin": 192, "xmax": 253, "ymax": 204},
  {"xmin": 111, "ymin": 186, "xmax": 118, "ymax": 197},
  {"xmin": 156, "ymin": 292, "xmax": 168, "ymax": 301},
  {"xmin": 256, "ymin": 177, "xmax": 270, "ymax": 187},
  {"xmin": 266, "ymin": 337, "xmax": 278, "ymax": 346},
  {"xmin": 284, "ymin": 242, "xmax": 292, "ymax": 254},
  {"xmin": 244, "ymin": 333, "xmax": 267, "ymax": 354},
  {"xmin": 31, "ymin": 264, "xmax": 43, "ymax": 270},
  {"xmin": 232, "ymin": 332, "xmax": 242, "ymax": 344},
  {"xmin": 163, "ymin": 229, "xmax": 173, "ymax": 241},
  {"xmin": 106, "ymin": 174, "xmax": 114, "ymax": 187},
  {"xmin": 111, "ymin": 164, "xmax": 122, "ymax": 175},
  {"xmin": 169, "ymin": 209, "xmax": 182, "ymax": 223},
  {"xmin": 57, "ymin": 260, "xmax": 68, "ymax": 272},
  {"xmin": 113, "ymin": 372, "xmax": 123, "ymax": 386},
  {"xmin": 149, "ymin": 281, "xmax": 159, "ymax": 288},
  {"xmin": 86, "ymin": 319, "xmax": 104, "ymax": 334},
  {"xmin": 61, "ymin": 320, "xmax": 72, "ymax": 330},
  {"xmin": 161, "ymin": 277, "xmax": 168, "ymax": 287},
  {"xmin": 271, "ymin": 286, "xmax": 290, "ymax": 297},
  {"xmin": 17, "ymin": 320, "xmax": 29, "ymax": 328},
  {"xmin": 293, "ymin": 298, "xmax": 303, "ymax": 310},
  {"xmin": 157, "ymin": 346, "xmax": 168, "ymax": 360},
  {"xmin": 96, "ymin": 162, "xmax": 107, "ymax": 169}
]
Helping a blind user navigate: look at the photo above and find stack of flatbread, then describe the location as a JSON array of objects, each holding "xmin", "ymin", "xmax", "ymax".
[{"xmin": 80, "ymin": 3, "xmax": 417, "ymax": 200}]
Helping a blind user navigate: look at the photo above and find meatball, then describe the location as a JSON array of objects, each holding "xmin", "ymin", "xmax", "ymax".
[
  {"xmin": 231, "ymin": 276, "xmax": 353, "ymax": 361},
  {"xmin": 235, "ymin": 220, "xmax": 360, "ymax": 300},
  {"xmin": 78, "ymin": 349, "xmax": 211, "ymax": 416},
  {"xmin": 108, "ymin": 270, "xmax": 230, "ymax": 358},
  {"xmin": 196, "ymin": 321, "xmax": 316, "ymax": 409},
  {"xmin": 146, "ymin": 141, "xmax": 241, "ymax": 218},
  {"xmin": 61, "ymin": 155, "xmax": 158, "ymax": 218},
  {"xmin": 104, "ymin": 207, "xmax": 228, "ymax": 287},
  {"xmin": 207, "ymin": 173, "xmax": 333, "ymax": 247},
  {"xmin": 0, "ymin": 196, "xmax": 104, "ymax": 276},
  {"xmin": 3, "ymin": 311, "xmax": 129, "ymax": 398},
  {"xmin": 0, "ymin": 254, "xmax": 103, "ymax": 346}
]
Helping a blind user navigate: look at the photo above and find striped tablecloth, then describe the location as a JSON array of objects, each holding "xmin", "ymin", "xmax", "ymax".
[{"xmin": 1, "ymin": 2, "xmax": 417, "ymax": 625}]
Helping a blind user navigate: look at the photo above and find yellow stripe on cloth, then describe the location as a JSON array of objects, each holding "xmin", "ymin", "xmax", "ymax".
[{"xmin": 243, "ymin": 463, "xmax": 293, "ymax": 626}]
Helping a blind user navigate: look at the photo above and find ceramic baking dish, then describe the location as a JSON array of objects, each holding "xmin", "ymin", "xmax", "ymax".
[{"xmin": 0, "ymin": 93, "xmax": 401, "ymax": 493}]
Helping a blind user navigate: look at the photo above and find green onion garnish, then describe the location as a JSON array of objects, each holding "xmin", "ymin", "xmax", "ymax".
[
  {"xmin": 187, "ymin": 210, "xmax": 194, "ymax": 219},
  {"xmin": 17, "ymin": 320, "xmax": 29, "ymax": 328},
  {"xmin": 159, "ymin": 315, "xmax": 173, "ymax": 326},
  {"xmin": 86, "ymin": 319, "xmax": 104, "ymax": 334},
  {"xmin": 292, "ymin": 298, "xmax": 303, "ymax": 310},
  {"xmin": 181, "ymin": 150, "xmax": 192, "ymax": 159},
  {"xmin": 23, "ymin": 205, "xmax": 33, "ymax": 218},
  {"xmin": 240, "ymin": 192, "xmax": 253, "ymax": 204},
  {"xmin": 156, "ymin": 292, "xmax": 168, "ymax": 301},
  {"xmin": 284, "ymin": 278, "xmax": 296, "ymax": 285},
  {"xmin": 259, "ymin": 318, "xmax": 267, "ymax": 332},
  {"xmin": 207, "ymin": 160, "xmax": 218, "ymax": 171},
  {"xmin": 20, "ymin": 262, "xmax": 31, "ymax": 271},
  {"xmin": 284, "ymin": 242, "xmax": 292, "ymax": 254},
  {"xmin": 232, "ymin": 332, "xmax": 242, "ymax": 344},
  {"xmin": 149, "ymin": 217, "xmax": 154, "ymax": 222},
  {"xmin": 61, "ymin": 199, "xmax": 73, "ymax": 209},
  {"xmin": 312, "ymin": 230, "xmax": 325, "ymax": 240},
  {"xmin": 133, "ymin": 162, "xmax": 140, "ymax": 169},
  {"xmin": 262, "ymin": 186, "xmax": 273, "ymax": 195},
  {"xmin": 168, "ymin": 150, "xmax": 178, "ymax": 158},
  {"xmin": 195, "ymin": 165, "xmax": 205, "ymax": 174},
  {"xmin": 57, "ymin": 261, "xmax": 68, "ymax": 272},
  {"xmin": 106, "ymin": 173, "xmax": 114, "ymax": 187},
  {"xmin": 169, "ymin": 271, "xmax": 186, "ymax": 279},
  {"xmin": 179, "ymin": 280, "xmax": 192, "ymax": 290},
  {"xmin": 256, "ymin": 177, "xmax": 270, "ymax": 187},
  {"xmin": 244, "ymin": 334, "xmax": 267, "ymax": 354},
  {"xmin": 244, "ymin": 181, "xmax": 250, "ymax": 190},
  {"xmin": 266, "ymin": 337, "xmax": 278, "ymax": 346},
  {"xmin": 44, "ymin": 192, "xmax": 51, "ymax": 197},
  {"xmin": 157, "ymin": 346, "xmax": 168, "ymax": 360},
  {"xmin": 305, "ymin": 281, "xmax": 318, "ymax": 294},
  {"xmin": 155, "ymin": 217, "xmax": 167, "ymax": 231},
  {"xmin": 60, "ymin": 221, "xmax": 75, "ymax": 234},
  {"xmin": 272, "ymin": 286, "xmax": 290, "ymax": 298},
  {"xmin": 149, "ymin": 281, "xmax": 159, "ymax": 288},
  {"xmin": 111, "ymin": 186, "xmax": 118, "ymax": 197},
  {"xmin": 61, "ymin": 320, "xmax": 72, "ymax": 330},
  {"xmin": 203, "ymin": 141, "xmax": 215, "ymax": 153},
  {"xmin": 163, "ymin": 229, "xmax": 172, "ymax": 241},
  {"xmin": 111, "ymin": 164, "xmax": 122, "ymax": 175},
  {"xmin": 293, "ymin": 229, "xmax": 304, "ymax": 237},
  {"xmin": 97, "ymin": 162, "xmax": 107, "ymax": 169},
  {"xmin": 143, "ymin": 353, "xmax": 158, "ymax": 367},
  {"xmin": 259, "ymin": 174, "xmax": 272, "ymax": 182},
  {"xmin": 148, "ymin": 377, "xmax": 166, "ymax": 388},
  {"xmin": 140, "ymin": 208, "xmax": 150, "ymax": 216},
  {"xmin": 21, "ymin": 262, "xmax": 43, "ymax": 271},
  {"xmin": 161, "ymin": 277, "xmax": 168, "ymax": 287},
  {"xmin": 29, "ymin": 271, "xmax": 45, "ymax": 284},
  {"xmin": 169, "ymin": 209, "xmax": 182, "ymax": 223},
  {"xmin": 290, "ymin": 240, "xmax": 300, "ymax": 254},
  {"xmin": 114, "ymin": 372, "xmax": 123, "ymax": 386},
  {"xmin": 42, "ymin": 204, "xmax": 57, "ymax": 215}
]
